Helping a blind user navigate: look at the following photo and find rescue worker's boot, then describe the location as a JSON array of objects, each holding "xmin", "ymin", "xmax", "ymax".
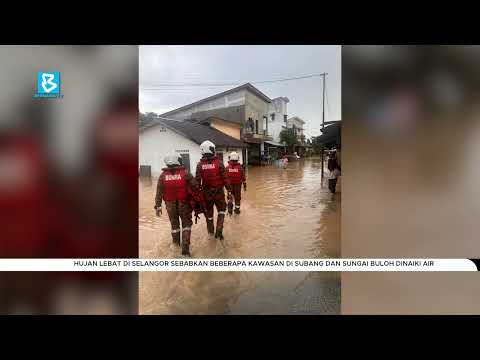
[
  {"xmin": 227, "ymin": 192, "xmax": 234, "ymax": 216},
  {"xmin": 171, "ymin": 229, "xmax": 181, "ymax": 246},
  {"xmin": 215, "ymin": 212, "xmax": 225, "ymax": 240},
  {"xmin": 181, "ymin": 228, "xmax": 191, "ymax": 257},
  {"xmin": 234, "ymin": 205, "xmax": 241, "ymax": 215},
  {"xmin": 206, "ymin": 218, "xmax": 215, "ymax": 235}
]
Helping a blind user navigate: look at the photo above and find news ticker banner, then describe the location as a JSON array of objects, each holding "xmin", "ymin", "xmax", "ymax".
[{"xmin": 0, "ymin": 259, "xmax": 478, "ymax": 272}]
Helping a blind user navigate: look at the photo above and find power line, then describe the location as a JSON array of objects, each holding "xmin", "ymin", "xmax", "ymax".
[
  {"xmin": 140, "ymin": 83, "xmax": 292, "ymax": 93},
  {"xmin": 141, "ymin": 73, "xmax": 326, "ymax": 89}
]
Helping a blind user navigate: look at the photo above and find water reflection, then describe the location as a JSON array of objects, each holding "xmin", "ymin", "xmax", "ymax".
[{"xmin": 139, "ymin": 158, "xmax": 340, "ymax": 314}]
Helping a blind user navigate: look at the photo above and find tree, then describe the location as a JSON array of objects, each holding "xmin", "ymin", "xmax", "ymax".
[
  {"xmin": 145, "ymin": 112, "xmax": 158, "ymax": 118},
  {"xmin": 311, "ymin": 136, "xmax": 324, "ymax": 155},
  {"xmin": 139, "ymin": 112, "xmax": 159, "ymax": 127},
  {"xmin": 279, "ymin": 128, "xmax": 298, "ymax": 154}
]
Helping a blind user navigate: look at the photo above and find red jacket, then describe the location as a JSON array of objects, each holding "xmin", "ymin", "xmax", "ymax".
[
  {"xmin": 161, "ymin": 167, "xmax": 188, "ymax": 201},
  {"xmin": 155, "ymin": 166, "xmax": 197, "ymax": 207},
  {"xmin": 0, "ymin": 135, "xmax": 49, "ymax": 257},
  {"xmin": 226, "ymin": 161, "xmax": 245, "ymax": 185},
  {"xmin": 197, "ymin": 157, "xmax": 224, "ymax": 188}
]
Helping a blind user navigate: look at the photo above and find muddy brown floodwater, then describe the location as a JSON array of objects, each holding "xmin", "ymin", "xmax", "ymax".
[{"xmin": 139, "ymin": 158, "xmax": 341, "ymax": 314}]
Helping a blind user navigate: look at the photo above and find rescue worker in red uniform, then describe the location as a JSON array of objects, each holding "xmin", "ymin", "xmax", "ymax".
[
  {"xmin": 195, "ymin": 140, "xmax": 230, "ymax": 240},
  {"xmin": 226, "ymin": 151, "xmax": 246, "ymax": 215},
  {"xmin": 155, "ymin": 154, "xmax": 198, "ymax": 256},
  {"xmin": 0, "ymin": 132, "xmax": 52, "ymax": 314}
]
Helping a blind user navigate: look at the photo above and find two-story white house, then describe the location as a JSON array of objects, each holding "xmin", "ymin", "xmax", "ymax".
[
  {"xmin": 286, "ymin": 117, "xmax": 306, "ymax": 143},
  {"xmin": 266, "ymin": 97, "xmax": 290, "ymax": 143},
  {"xmin": 155, "ymin": 83, "xmax": 274, "ymax": 164},
  {"xmin": 258, "ymin": 96, "xmax": 290, "ymax": 159},
  {"xmin": 286, "ymin": 116, "xmax": 307, "ymax": 156},
  {"xmin": 263, "ymin": 104, "xmax": 308, "ymax": 157}
]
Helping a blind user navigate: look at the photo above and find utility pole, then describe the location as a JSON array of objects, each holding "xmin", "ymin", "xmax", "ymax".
[
  {"xmin": 321, "ymin": 72, "xmax": 328, "ymax": 130},
  {"xmin": 321, "ymin": 145, "xmax": 325, "ymax": 184},
  {"xmin": 320, "ymin": 72, "xmax": 328, "ymax": 183}
]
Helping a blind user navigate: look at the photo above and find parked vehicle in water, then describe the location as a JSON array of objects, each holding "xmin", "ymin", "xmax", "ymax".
[{"xmin": 284, "ymin": 154, "xmax": 299, "ymax": 161}]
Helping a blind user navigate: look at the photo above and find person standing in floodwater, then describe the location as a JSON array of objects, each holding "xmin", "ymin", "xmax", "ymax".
[
  {"xmin": 196, "ymin": 140, "xmax": 230, "ymax": 240},
  {"xmin": 282, "ymin": 155, "xmax": 289, "ymax": 169},
  {"xmin": 327, "ymin": 151, "xmax": 341, "ymax": 194},
  {"xmin": 226, "ymin": 151, "xmax": 246, "ymax": 215},
  {"xmin": 155, "ymin": 154, "xmax": 198, "ymax": 256}
]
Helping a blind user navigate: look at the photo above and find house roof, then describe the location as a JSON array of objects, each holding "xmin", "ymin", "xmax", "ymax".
[
  {"xmin": 265, "ymin": 140, "xmax": 285, "ymax": 147},
  {"xmin": 147, "ymin": 118, "xmax": 248, "ymax": 148},
  {"xmin": 272, "ymin": 96, "xmax": 290, "ymax": 103},
  {"xmin": 197, "ymin": 116, "xmax": 241, "ymax": 125},
  {"xmin": 190, "ymin": 105, "xmax": 245, "ymax": 125},
  {"xmin": 315, "ymin": 121, "xmax": 342, "ymax": 147},
  {"xmin": 288, "ymin": 116, "xmax": 305, "ymax": 125},
  {"xmin": 159, "ymin": 83, "xmax": 271, "ymax": 118}
]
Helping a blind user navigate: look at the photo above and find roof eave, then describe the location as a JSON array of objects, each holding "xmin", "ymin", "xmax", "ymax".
[
  {"xmin": 159, "ymin": 83, "xmax": 271, "ymax": 118},
  {"xmin": 154, "ymin": 119, "xmax": 248, "ymax": 148}
]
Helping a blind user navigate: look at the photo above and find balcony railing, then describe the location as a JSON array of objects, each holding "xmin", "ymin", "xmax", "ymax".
[{"xmin": 242, "ymin": 129, "xmax": 272, "ymax": 141}]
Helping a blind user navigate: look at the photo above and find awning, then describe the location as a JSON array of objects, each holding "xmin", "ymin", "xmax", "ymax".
[
  {"xmin": 264, "ymin": 140, "xmax": 285, "ymax": 147},
  {"xmin": 315, "ymin": 121, "xmax": 341, "ymax": 148},
  {"xmin": 243, "ymin": 138, "xmax": 263, "ymax": 144}
]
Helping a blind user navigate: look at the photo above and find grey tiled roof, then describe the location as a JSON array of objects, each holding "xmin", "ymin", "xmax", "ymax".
[{"xmin": 145, "ymin": 118, "xmax": 248, "ymax": 148}]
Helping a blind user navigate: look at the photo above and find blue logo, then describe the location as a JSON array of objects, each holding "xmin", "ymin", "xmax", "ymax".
[{"xmin": 34, "ymin": 72, "xmax": 63, "ymax": 98}]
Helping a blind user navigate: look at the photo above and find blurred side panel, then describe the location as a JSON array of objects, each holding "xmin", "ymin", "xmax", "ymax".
[
  {"xmin": 0, "ymin": 46, "xmax": 138, "ymax": 314},
  {"xmin": 342, "ymin": 46, "xmax": 480, "ymax": 314}
]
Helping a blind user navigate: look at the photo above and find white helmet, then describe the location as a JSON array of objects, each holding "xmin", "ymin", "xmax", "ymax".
[
  {"xmin": 200, "ymin": 140, "xmax": 215, "ymax": 155},
  {"xmin": 228, "ymin": 151, "xmax": 239, "ymax": 161},
  {"xmin": 164, "ymin": 154, "xmax": 181, "ymax": 167}
]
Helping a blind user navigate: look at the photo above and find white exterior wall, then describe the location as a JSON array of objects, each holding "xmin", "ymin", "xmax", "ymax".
[
  {"xmin": 139, "ymin": 126, "xmax": 202, "ymax": 177},
  {"xmin": 165, "ymin": 90, "xmax": 246, "ymax": 120},
  {"xmin": 268, "ymin": 97, "xmax": 289, "ymax": 143},
  {"xmin": 287, "ymin": 117, "xmax": 305, "ymax": 137},
  {"xmin": 245, "ymin": 92, "xmax": 269, "ymax": 133},
  {"xmin": 139, "ymin": 125, "xmax": 244, "ymax": 177}
]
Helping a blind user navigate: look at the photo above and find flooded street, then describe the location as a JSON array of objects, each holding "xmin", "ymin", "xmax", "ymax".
[{"xmin": 139, "ymin": 158, "xmax": 340, "ymax": 314}]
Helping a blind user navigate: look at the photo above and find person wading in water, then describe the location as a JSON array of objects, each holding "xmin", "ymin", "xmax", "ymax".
[
  {"xmin": 327, "ymin": 150, "xmax": 341, "ymax": 195},
  {"xmin": 225, "ymin": 151, "xmax": 246, "ymax": 215},
  {"xmin": 155, "ymin": 154, "xmax": 198, "ymax": 256},
  {"xmin": 195, "ymin": 141, "xmax": 230, "ymax": 240}
]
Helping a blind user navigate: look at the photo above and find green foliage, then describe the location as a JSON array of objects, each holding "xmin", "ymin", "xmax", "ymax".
[
  {"xmin": 139, "ymin": 112, "xmax": 159, "ymax": 127},
  {"xmin": 280, "ymin": 128, "xmax": 298, "ymax": 147},
  {"xmin": 311, "ymin": 136, "xmax": 324, "ymax": 155},
  {"xmin": 279, "ymin": 128, "xmax": 299, "ymax": 154}
]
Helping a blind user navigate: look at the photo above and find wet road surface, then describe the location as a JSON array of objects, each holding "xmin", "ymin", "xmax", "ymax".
[{"xmin": 139, "ymin": 158, "xmax": 340, "ymax": 314}]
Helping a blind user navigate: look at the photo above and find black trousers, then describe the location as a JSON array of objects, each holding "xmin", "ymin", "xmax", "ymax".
[{"xmin": 328, "ymin": 178, "xmax": 338, "ymax": 194}]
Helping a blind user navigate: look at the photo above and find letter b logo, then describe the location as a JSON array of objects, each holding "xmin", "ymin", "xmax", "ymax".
[{"xmin": 37, "ymin": 72, "xmax": 60, "ymax": 94}]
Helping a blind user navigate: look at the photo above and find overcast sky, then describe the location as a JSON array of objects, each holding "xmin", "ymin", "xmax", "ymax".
[{"xmin": 139, "ymin": 45, "xmax": 341, "ymax": 139}]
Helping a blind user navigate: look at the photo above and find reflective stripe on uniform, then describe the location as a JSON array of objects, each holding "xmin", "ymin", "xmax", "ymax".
[
  {"xmin": 171, "ymin": 228, "xmax": 181, "ymax": 233},
  {"xmin": 235, "ymin": 205, "xmax": 240, "ymax": 209},
  {"xmin": 182, "ymin": 227, "xmax": 191, "ymax": 231},
  {"xmin": 218, "ymin": 211, "xmax": 226, "ymax": 215},
  {"xmin": 207, "ymin": 217, "xmax": 214, "ymax": 220}
]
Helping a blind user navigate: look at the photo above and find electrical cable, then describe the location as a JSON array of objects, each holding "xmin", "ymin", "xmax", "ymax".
[{"xmin": 141, "ymin": 73, "xmax": 326, "ymax": 89}]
